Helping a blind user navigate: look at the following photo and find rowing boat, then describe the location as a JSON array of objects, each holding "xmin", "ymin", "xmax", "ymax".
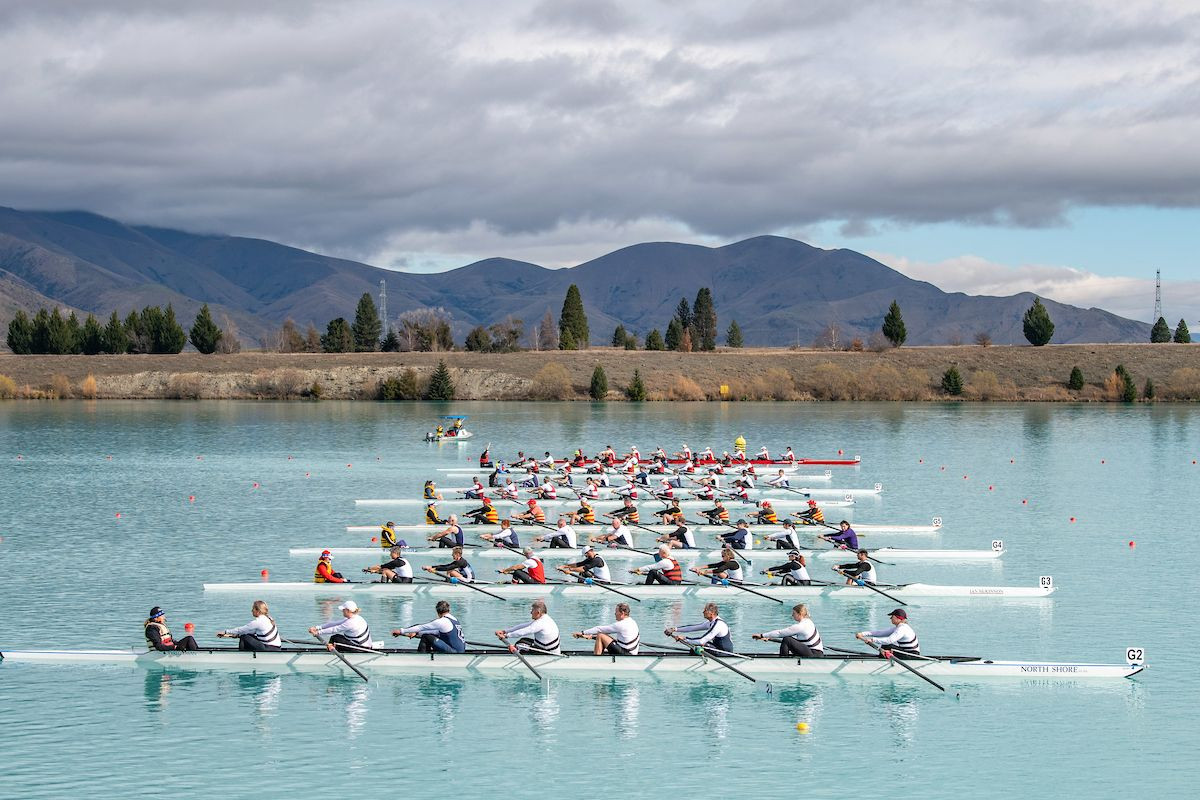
[
  {"xmin": 290, "ymin": 546, "xmax": 1003, "ymax": 561},
  {"xmin": 559, "ymin": 456, "xmax": 863, "ymax": 467},
  {"xmin": 347, "ymin": 519, "xmax": 943, "ymax": 535},
  {"xmin": 0, "ymin": 646, "xmax": 1142, "ymax": 681},
  {"xmin": 439, "ymin": 467, "xmax": 835, "ymax": 479},
  {"xmin": 355, "ymin": 497, "xmax": 859, "ymax": 509},
  {"xmin": 438, "ymin": 484, "xmax": 883, "ymax": 499},
  {"xmin": 203, "ymin": 580, "xmax": 1054, "ymax": 599}
]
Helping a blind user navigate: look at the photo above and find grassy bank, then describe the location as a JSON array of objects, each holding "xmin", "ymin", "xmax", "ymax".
[{"xmin": 2, "ymin": 345, "xmax": 1200, "ymax": 401}]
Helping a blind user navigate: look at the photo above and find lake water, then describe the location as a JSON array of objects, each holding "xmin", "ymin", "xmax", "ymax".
[{"xmin": 0, "ymin": 400, "xmax": 1194, "ymax": 799}]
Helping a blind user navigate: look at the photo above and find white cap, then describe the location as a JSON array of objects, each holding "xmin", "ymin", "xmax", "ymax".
[{"xmin": 339, "ymin": 600, "xmax": 359, "ymax": 612}]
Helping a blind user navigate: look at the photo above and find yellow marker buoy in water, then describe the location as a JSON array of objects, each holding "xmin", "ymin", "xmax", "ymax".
[{"xmin": 796, "ymin": 722, "xmax": 810, "ymax": 733}]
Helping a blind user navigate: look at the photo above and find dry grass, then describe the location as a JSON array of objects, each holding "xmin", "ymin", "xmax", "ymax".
[
  {"xmin": 530, "ymin": 362, "xmax": 574, "ymax": 400},
  {"xmin": 667, "ymin": 375, "xmax": 706, "ymax": 400},
  {"xmin": 0, "ymin": 373, "xmax": 16, "ymax": 399},
  {"xmin": 49, "ymin": 374, "xmax": 72, "ymax": 399},
  {"xmin": 167, "ymin": 372, "xmax": 206, "ymax": 399},
  {"xmin": 78, "ymin": 374, "xmax": 98, "ymax": 399}
]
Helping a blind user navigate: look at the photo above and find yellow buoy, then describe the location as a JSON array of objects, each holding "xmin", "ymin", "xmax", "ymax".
[
  {"xmin": 796, "ymin": 722, "xmax": 810, "ymax": 733},
  {"xmin": 734, "ymin": 435, "xmax": 746, "ymax": 453}
]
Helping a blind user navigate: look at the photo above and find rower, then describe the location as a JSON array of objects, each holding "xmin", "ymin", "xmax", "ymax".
[
  {"xmin": 496, "ymin": 600, "xmax": 561, "ymax": 654},
  {"xmin": 577, "ymin": 478, "xmax": 601, "ymax": 500},
  {"xmin": 217, "ymin": 600, "xmax": 282, "ymax": 651},
  {"xmin": 753, "ymin": 604, "xmax": 823, "ymax": 657},
  {"xmin": 651, "ymin": 498, "xmax": 683, "ymax": 523},
  {"xmin": 822, "ymin": 519, "xmax": 858, "ymax": 550},
  {"xmin": 734, "ymin": 470, "xmax": 755, "ymax": 490},
  {"xmin": 676, "ymin": 443, "xmax": 692, "ymax": 460},
  {"xmin": 534, "ymin": 517, "xmax": 577, "ymax": 549},
  {"xmin": 144, "ymin": 606, "xmax": 198, "ymax": 652},
  {"xmin": 380, "ymin": 520, "xmax": 399, "ymax": 548},
  {"xmin": 667, "ymin": 602, "xmax": 733, "ymax": 652},
  {"xmin": 463, "ymin": 476, "xmax": 486, "ymax": 500},
  {"xmin": 793, "ymin": 500, "xmax": 825, "ymax": 526},
  {"xmin": 533, "ymin": 477, "xmax": 558, "ymax": 500},
  {"xmin": 763, "ymin": 519, "xmax": 801, "ymax": 550},
  {"xmin": 309, "ymin": 600, "xmax": 372, "ymax": 653},
  {"xmin": 755, "ymin": 445, "xmax": 770, "ymax": 461},
  {"xmin": 558, "ymin": 546, "xmax": 611, "ymax": 583},
  {"xmin": 514, "ymin": 499, "xmax": 546, "ymax": 525},
  {"xmin": 653, "ymin": 478, "xmax": 676, "ymax": 501},
  {"xmin": 652, "ymin": 446, "xmax": 668, "ymax": 461},
  {"xmin": 498, "ymin": 547, "xmax": 546, "ymax": 584},
  {"xmin": 423, "ymin": 480, "xmax": 443, "ymax": 500},
  {"xmin": 658, "ymin": 513, "xmax": 696, "ymax": 549},
  {"xmin": 363, "ymin": 546, "xmax": 414, "ymax": 583},
  {"xmin": 425, "ymin": 501, "xmax": 445, "ymax": 525},
  {"xmin": 392, "ymin": 600, "xmax": 466, "ymax": 653},
  {"xmin": 766, "ymin": 469, "xmax": 790, "ymax": 489},
  {"xmin": 569, "ymin": 449, "xmax": 587, "ymax": 467},
  {"xmin": 717, "ymin": 519, "xmax": 751, "ymax": 550},
  {"xmin": 479, "ymin": 447, "xmax": 492, "ymax": 468},
  {"xmin": 574, "ymin": 603, "xmax": 640, "ymax": 655},
  {"xmin": 835, "ymin": 549, "xmax": 876, "ymax": 584},
  {"xmin": 699, "ymin": 446, "xmax": 715, "ymax": 461},
  {"xmin": 692, "ymin": 548, "xmax": 743, "ymax": 584},
  {"xmin": 690, "ymin": 479, "xmax": 715, "ymax": 502},
  {"xmin": 313, "ymin": 550, "xmax": 346, "ymax": 583},
  {"xmin": 856, "ymin": 608, "xmax": 920, "ymax": 656},
  {"xmin": 727, "ymin": 483, "xmax": 751, "ymax": 503},
  {"xmin": 428, "ymin": 514, "xmax": 465, "ymax": 548},
  {"xmin": 568, "ymin": 499, "xmax": 596, "ymax": 526},
  {"xmin": 761, "ymin": 551, "xmax": 810, "ymax": 585},
  {"xmin": 630, "ymin": 544, "xmax": 683, "ymax": 585},
  {"xmin": 752, "ymin": 500, "xmax": 779, "ymax": 525},
  {"xmin": 464, "ymin": 495, "xmax": 500, "ymax": 525},
  {"xmin": 781, "ymin": 447, "xmax": 797, "ymax": 463},
  {"xmin": 612, "ymin": 481, "xmax": 639, "ymax": 500},
  {"xmin": 497, "ymin": 480, "xmax": 520, "ymax": 502},
  {"xmin": 590, "ymin": 517, "xmax": 632, "ymax": 547},
  {"xmin": 699, "ymin": 498, "xmax": 729, "ymax": 526},
  {"xmin": 423, "ymin": 547, "xmax": 475, "ymax": 582},
  {"xmin": 538, "ymin": 451, "xmax": 556, "ymax": 468},
  {"xmin": 480, "ymin": 518, "xmax": 520, "ymax": 548},
  {"xmin": 606, "ymin": 497, "xmax": 640, "ymax": 525}
]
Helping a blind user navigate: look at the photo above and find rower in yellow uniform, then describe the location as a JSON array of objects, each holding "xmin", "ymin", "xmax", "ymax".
[
  {"xmin": 753, "ymin": 500, "xmax": 778, "ymax": 525},
  {"xmin": 793, "ymin": 499, "xmax": 824, "ymax": 526},
  {"xmin": 380, "ymin": 521, "xmax": 399, "ymax": 548}
]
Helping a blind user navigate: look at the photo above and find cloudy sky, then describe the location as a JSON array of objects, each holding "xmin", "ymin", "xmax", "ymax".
[{"xmin": 3, "ymin": 0, "xmax": 1200, "ymax": 322}]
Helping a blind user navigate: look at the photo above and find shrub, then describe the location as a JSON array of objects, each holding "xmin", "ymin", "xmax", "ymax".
[
  {"xmin": 306, "ymin": 381, "xmax": 324, "ymax": 400},
  {"xmin": 625, "ymin": 369, "xmax": 647, "ymax": 401},
  {"xmin": 644, "ymin": 329, "xmax": 665, "ymax": 351},
  {"xmin": 667, "ymin": 375, "xmax": 706, "ymax": 401},
  {"xmin": 0, "ymin": 374, "xmax": 16, "ymax": 399},
  {"xmin": 1102, "ymin": 371, "xmax": 1124, "ymax": 400},
  {"xmin": 167, "ymin": 373, "xmax": 206, "ymax": 399},
  {"xmin": 1067, "ymin": 366, "xmax": 1084, "ymax": 391},
  {"xmin": 725, "ymin": 320, "xmax": 743, "ymax": 348},
  {"xmin": 1143, "ymin": 378, "xmax": 1155, "ymax": 400},
  {"xmin": 860, "ymin": 364, "xmax": 905, "ymax": 400},
  {"xmin": 941, "ymin": 366, "xmax": 963, "ymax": 396},
  {"xmin": 79, "ymin": 374, "xmax": 98, "ymax": 399},
  {"xmin": 803, "ymin": 362, "xmax": 855, "ymax": 400},
  {"xmin": 530, "ymin": 363, "xmax": 573, "ymax": 400},
  {"xmin": 974, "ymin": 331, "xmax": 992, "ymax": 347},
  {"xmin": 867, "ymin": 330, "xmax": 890, "ymax": 352},
  {"xmin": 965, "ymin": 370, "xmax": 1010, "ymax": 400},
  {"xmin": 49, "ymin": 374, "xmax": 73, "ymax": 399},
  {"xmin": 251, "ymin": 369, "xmax": 307, "ymax": 399},
  {"xmin": 1167, "ymin": 367, "xmax": 1200, "ymax": 399},
  {"xmin": 379, "ymin": 370, "xmax": 422, "ymax": 401},
  {"xmin": 589, "ymin": 365, "xmax": 608, "ymax": 400},
  {"xmin": 849, "ymin": 338, "xmax": 864, "ymax": 352},
  {"xmin": 1120, "ymin": 371, "xmax": 1138, "ymax": 403},
  {"xmin": 425, "ymin": 360, "xmax": 456, "ymax": 401}
]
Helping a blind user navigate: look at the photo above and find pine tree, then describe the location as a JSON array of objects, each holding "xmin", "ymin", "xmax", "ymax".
[
  {"xmin": 425, "ymin": 360, "xmax": 456, "ymax": 401},
  {"xmin": 1120, "ymin": 370, "xmax": 1138, "ymax": 403},
  {"xmin": 624, "ymin": 332, "xmax": 638, "ymax": 350},
  {"xmin": 125, "ymin": 309, "xmax": 148, "ymax": 354},
  {"xmin": 692, "ymin": 287, "xmax": 717, "ymax": 351},
  {"xmin": 559, "ymin": 327, "xmax": 578, "ymax": 351},
  {"xmin": 558, "ymin": 284, "xmax": 589, "ymax": 349},
  {"xmin": 6, "ymin": 310, "xmax": 33, "ymax": 354},
  {"xmin": 1143, "ymin": 378, "xmax": 1155, "ymax": 400},
  {"xmin": 644, "ymin": 329, "xmax": 664, "ymax": 350},
  {"xmin": 102, "ymin": 311, "xmax": 129, "ymax": 354},
  {"xmin": 31, "ymin": 308, "xmax": 52, "ymax": 353},
  {"xmin": 1150, "ymin": 316, "xmax": 1171, "ymax": 343},
  {"xmin": 882, "ymin": 300, "xmax": 907, "ymax": 347},
  {"xmin": 80, "ymin": 314, "xmax": 104, "ymax": 355},
  {"xmin": 351, "ymin": 292, "xmax": 382, "ymax": 352},
  {"xmin": 665, "ymin": 318, "xmax": 683, "ymax": 351},
  {"xmin": 65, "ymin": 312, "xmax": 83, "ymax": 354},
  {"xmin": 188, "ymin": 304, "xmax": 223, "ymax": 354},
  {"xmin": 321, "ymin": 318, "xmax": 354, "ymax": 353},
  {"xmin": 1067, "ymin": 366, "xmax": 1084, "ymax": 391},
  {"xmin": 611, "ymin": 325, "xmax": 627, "ymax": 348},
  {"xmin": 675, "ymin": 297, "xmax": 692, "ymax": 332},
  {"xmin": 46, "ymin": 308, "xmax": 77, "ymax": 354},
  {"xmin": 1022, "ymin": 297, "xmax": 1055, "ymax": 346},
  {"xmin": 464, "ymin": 326, "xmax": 492, "ymax": 352},
  {"xmin": 625, "ymin": 368, "xmax": 647, "ymax": 401},
  {"xmin": 941, "ymin": 366, "xmax": 963, "ymax": 396},
  {"xmin": 589, "ymin": 365, "xmax": 608, "ymax": 400},
  {"xmin": 380, "ymin": 328, "xmax": 401, "ymax": 352},
  {"xmin": 1174, "ymin": 319, "xmax": 1191, "ymax": 344},
  {"xmin": 726, "ymin": 320, "xmax": 743, "ymax": 348},
  {"xmin": 156, "ymin": 305, "xmax": 187, "ymax": 353},
  {"xmin": 536, "ymin": 311, "xmax": 558, "ymax": 351}
]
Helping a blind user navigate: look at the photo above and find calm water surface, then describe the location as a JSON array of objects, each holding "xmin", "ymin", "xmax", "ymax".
[{"xmin": 0, "ymin": 401, "xmax": 1194, "ymax": 799}]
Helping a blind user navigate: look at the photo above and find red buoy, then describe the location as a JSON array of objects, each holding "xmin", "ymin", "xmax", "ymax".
[
  {"xmin": 1070, "ymin": 517, "xmax": 1076, "ymax": 523},
  {"xmin": 1128, "ymin": 541, "xmax": 1136, "ymax": 548},
  {"xmin": 188, "ymin": 495, "xmax": 195, "ymax": 502},
  {"xmin": 261, "ymin": 569, "xmax": 269, "ymax": 578}
]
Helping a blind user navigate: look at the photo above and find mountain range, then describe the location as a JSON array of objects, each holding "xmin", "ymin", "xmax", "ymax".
[{"xmin": 0, "ymin": 206, "xmax": 1149, "ymax": 348}]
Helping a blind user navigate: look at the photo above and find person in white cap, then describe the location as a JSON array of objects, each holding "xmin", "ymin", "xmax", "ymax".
[{"xmin": 309, "ymin": 601, "xmax": 372, "ymax": 652}]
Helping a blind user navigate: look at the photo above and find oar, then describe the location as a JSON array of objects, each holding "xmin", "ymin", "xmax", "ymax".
[
  {"xmin": 833, "ymin": 568, "xmax": 907, "ymax": 606},
  {"xmin": 465, "ymin": 638, "xmax": 544, "ymax": 680},
  {"xmin": 708, "ymin": 527, "xmax": 753, "ymax": 566},
  {"xmin": 720, "ymin": 578, "xmax": 784, "ymax": 604},
  {"xmin": 861, "ymin": 639, "xmax": 945, "ymax": 692},
  {"xmin": 818, "ymin": 533, "xmax": 892, "ymax": 566},
  {"xmin": 578, "ymin": 576, "xmax": 641, "ymax": 602},
  {"xmin": 649, "ymin": 640, "xmax": 756, "ymax": 683},
  {"xmin": 426, "ymin": 573, "xmax": 507, "ymax": 601},
  {"xmin": 289, "ymin": 636, "xmax": 368, "ymax": 682}
]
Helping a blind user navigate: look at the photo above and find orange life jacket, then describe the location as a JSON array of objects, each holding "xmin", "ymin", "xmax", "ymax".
[
  {"xmin": 314, "ymin": 560, "xmax": 344, "ymax": 583},
  {"xmin": 663, "ymin": 558, "xmax": 682, "ymax": 583}
]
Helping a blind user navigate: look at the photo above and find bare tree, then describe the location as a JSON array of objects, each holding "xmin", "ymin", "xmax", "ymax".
[
  {"xmin": 396, "ymin": 307, "xmax": 454, "ymax": 352},
  {"xmin": 217, "ymin": 314, "xmax": 242, "ymax": 354},
  {"xmin": 974, "ymin": 331, "xmax": 992, "ymax": 347},
  {"xmin": 303, "ymin": 323, "xmax": 321, "ymax": 353},
  {"xmin": 276, "ymin": 319, "xmax": 305, "ymax": 353},
  {"xmin": 532, "ymin": 310, "xmax": 558, "ymax": 351},
  {"xmin": 813, "ymin": 323, "xmax": 842, "ymax": 351}
]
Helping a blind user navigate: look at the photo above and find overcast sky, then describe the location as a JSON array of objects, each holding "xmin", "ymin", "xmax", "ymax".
[{"xmin": 3, "ymin": 0, "xmax": 1200, "ymax": 322}]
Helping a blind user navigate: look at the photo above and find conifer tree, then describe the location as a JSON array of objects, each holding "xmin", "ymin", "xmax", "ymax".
[
  {"xmin": 644, "ymin": 329, "xmax": 664, "ymax": 350},
  {"xmin": 321, "ymin": 318, "xmax": 354, "ymax": 353},
  {"xmin": 425, "ymin": 360, "xmax": 456, "ymax": 401},
  {"xmin": 612, "ymin": 325, "xmax": 628, "ymax": 348},
  {"xmin": 46, "ymin": 308, "xmax": 77, "ymax": 354},
  {"xmin": 1067, "ymin": 366, "xmax": 1084, "ymax": 391},
  {"xmin": 352, "ymin": 292, "xmax": 382, "ymax": 352},
  {"xmin": 726, "ymin": 320, "xmax": 744, "ymax": 348},
  {"xmin": 1022, "ymin": 297, "xmax": 1055, "ymax": 346},
  {"xmin": 1150, "ymin": 316, "xmax": 1171, "ymax": 343},
  {"xmin": 6, "ymin": 310, "xmax": 33, "ymax": 354},
  {"xmin": 941, "ymin": 366, "xmax": 963, "ymax": 396},
  {"xmin": 558, "ymin": 284, "xmax": 589, "ymax": 349},
  {"xmin": 157, "ymin": 305, "xmax": 187, "ymax": 353},
  {"xmin": 81, "ymin": 314, "xmax": 104, "ymax": 355},
  {"xmin": 65, "ymin": 312, "xmax": 83, "ymax": 354},
  {"xmin": 692, "ymin": 287, "xmax": 717, "ymax": 351},
  {"xmin": 882, "ymin": 300, "xmax": 907, "ymax": 347},
  {"xmin": 1174, "ymin": 319, "xmax": 1191, "ymax": 344},
  {"xmin": 1143, "ymin": 378, "xmax": 1155, "ymax": 400},
  {"xmin": 674, "ymin": 297, "xmax": 692, "ymax": 332},
  {"xmin": 665, "ymin": 318, "xmax": 683, "ymax": 351},
  {"xmin": 559, "ymin": 327, "xmax": 578, "ymax": 351},
  {"xmin": 381, "ymin": 328, "xmax": 401, "ymax": 352},
  {"xmin": 625, "ymin": 368, "xmax": 647, "ymax": 401},
  {"xmin": 189, "ymin": 304, "xmax": 223, "ymax": 354},
  {"xmin": 102, "ymin": 311, "xmax": 129, "ymax": 354},
  {"xmin": 31, "ymin": 308, "xmax": 51, "ymax": 353},
  {"xmin": 589, "ymin": 365, "xmax": 608, "ymax": 400}
]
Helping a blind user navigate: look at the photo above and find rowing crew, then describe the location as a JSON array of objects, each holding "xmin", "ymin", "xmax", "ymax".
[{"xmin": 498, "ymin": 444, "xmax": 801, "ymax": 470}]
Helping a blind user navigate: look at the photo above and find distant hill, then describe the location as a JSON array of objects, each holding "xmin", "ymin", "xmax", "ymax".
[{"xmin": 0, "ymin": 207, "xmax": 1149, "ymax": 347}]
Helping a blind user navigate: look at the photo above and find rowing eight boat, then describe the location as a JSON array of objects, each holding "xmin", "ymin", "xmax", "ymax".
[
  {"xmin": 355, "ymin": 497, "xmax": 859, "ymax": 509},
  {"xmin": 348, "ymin": 519, "xmax": 945, "ymax": 536},
  {"xmin": 289, "ymin": 546, "xmax": 1003, "ymax": 561}
]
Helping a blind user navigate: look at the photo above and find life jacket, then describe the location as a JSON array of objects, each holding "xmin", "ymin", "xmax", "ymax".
[
  {"xmin": 381, "ymin": 526, "xmax": 397, "ymax": 547},
  {"xmin": 424, "ymin": 485, "xmax": 437, "ymax": 499},
  {"xmin": 314, "ymin": 560, "xmax": 344, "ymax": 583},
  {"xmin": 482, "ymin": 505, "xmax": 499, "ymax": 524},
  {"xmin": 426, "ymin": 506, "xmax": 443, "ymax": 525},
  {"xmin": 812, "ymin": 509, "xmax": 825, "ymax": 524},
  {"xmin": 530, "ymin": 506, "xmax": 546, "ymax": 523},
  {"xmin": 145, "ymin": 621, "xmax": 173, "ymax": 649},
  {"xmin": 527, "ymin": 558, "xmax": 546, "ymax": 583},
  {"xmin": 662, "ymin": 558, "xmax": 682, "ymax": 583},
  {"xmin": 715, "ymin": 506, "xmax": 729, "ymax": 522},
  {"xmin": 759, "ymin": 507, "xmax": 778, "ymax": 524},
  {"xmin": 578, "ymin": 504, "xmax": 595, "ymax": 523}
]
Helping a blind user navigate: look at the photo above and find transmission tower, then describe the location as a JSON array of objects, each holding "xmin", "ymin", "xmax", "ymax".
[
  {"xmin": 379, "ymin": 279, "xmax": 388, "ymax": 330},
  {"xmin": 1153, "ymin": 269, "xmax": 1162, "ymax": 321}
]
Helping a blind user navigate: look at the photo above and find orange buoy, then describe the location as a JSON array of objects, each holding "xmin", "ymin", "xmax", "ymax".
[
  {"xmin": 261, "ymin": 569, "xmax": 269, "ymax": 578},
  {"xmin": 371, "ymin": 537, "xmax": 378, "ymax": 543}
]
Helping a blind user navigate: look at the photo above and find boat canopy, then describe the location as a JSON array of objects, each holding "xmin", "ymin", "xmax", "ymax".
[{"xmin": 438, "ymin": 415, "xmax": 469, "ymax": 420}]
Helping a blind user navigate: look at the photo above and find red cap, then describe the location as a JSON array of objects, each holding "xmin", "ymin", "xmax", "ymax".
[
  {"xmin": 527, "ymin": 499, "xmax": 537, "ymax": 506},
  {"xmin": 807, "ymin": 500, "xmax": 817, "ymax": 506}
]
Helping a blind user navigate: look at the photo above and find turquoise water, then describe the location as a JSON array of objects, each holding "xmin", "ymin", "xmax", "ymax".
[{"xmin": 0, "ymin": 401, "xmax": 1194, "ymax": 799}]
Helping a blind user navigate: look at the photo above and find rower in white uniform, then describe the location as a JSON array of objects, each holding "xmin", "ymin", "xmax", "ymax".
[
  {"xmin": 761, "ymin": 550, "xmax": 811, "ymax": 585},
  {"xmin": 755, "ymin": 445, "xmax": 770, "ymax": 460},
  {"xmin": 217, "ymin": 600, "xmax": 282, "ymax": 651},
  {"xmin": 667, "ymin": 602, "xmax": 733, "ymax": 653},
  {"xmin": 533, "ymin": 517, "xmax": 577, "ymax": 549},
  {"xmin": 574, "ymin": 602, "xmax": 640, "ymax": 655},
  {"xmin": 362, "ymin": 546, "xmax": 414, "ymax": 583},
  {"xmin": 753, "ymin": 603, "xmax": 823, "ymax": 657},
  {"xmin": 308, "ymin": 600, "xmax": 372, "ymax": 653},
  {"xmin": 766, "ymin": 469, "xmax": 791, "ymax": 489},
  {"xmin": 835, "ymin": 549, "xmax": 876, "ymax": 585},
  {"xmin": 558, "ymin": 546, "xmax": 611, "ymax": 583},
  {"xmin": 629, "ymin": 544, "xmax": 683, "ymax": 585},
  {"xmin": 590, "ymin": 517, "xmax": 632, "ymax": 547},
  {"xmin": 392, "ymin": 600, "xmax": 466, "ymax": 653},
  {"xmin": 762, "ymin": 519, "xmax": 802, "ymax": 550},
  {"xmin": 857, "ymin": 609, "xmax": 920, "ymax": 656},
  {"xmin": 657, "ymin": 513, "xmax": 696, "ymax": 549},
  {"xmin": 496, "ymin": 599, "xmax": 561, "ymax": 654}
]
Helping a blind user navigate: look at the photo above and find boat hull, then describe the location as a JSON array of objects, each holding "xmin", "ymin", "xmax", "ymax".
[
  {"xmin": 356, "ymin": 497, "xmax": 858, "ymax": 508},
  {"xmin": 292, "ymin": 547, "xmax": 1001, "ymax": 561},
  {"xmin": 349, "ymin": 520, "xmax": 943, "ymax": 535}
]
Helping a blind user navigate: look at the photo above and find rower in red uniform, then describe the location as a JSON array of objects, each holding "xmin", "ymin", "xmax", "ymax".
[
  {"xmin": 313, "ymin": 550, "xmax": 346, "ymax": 583},
  {"xmin": 498, "ymin": 548, "xmax": 546, "ymax": 584}
]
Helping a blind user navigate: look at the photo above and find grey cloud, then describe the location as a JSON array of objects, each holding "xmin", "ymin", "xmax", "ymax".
[{"xmin": 527, "ymin": 0, "xmax": 634, "ymax": 34}]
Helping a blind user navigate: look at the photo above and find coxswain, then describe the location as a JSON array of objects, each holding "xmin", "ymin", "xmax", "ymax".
[
  {"xmin": 835, "ymin": 549, "xmax": 876, "ymax": 584},
  {"xmin": 144, "ymin": 607, "xmax": 198, "ymax": 651},
  {"xmin": 217, "ymin": 600, "xmax": 282, "ymax": 651},
  {"xmin": 766, "ymin": 469, "xmax": 791, "ymax": 489},
  {"xmin": 496, "ymin": 600, "xmax": 561, "ymax": 654},
  {"xmin": 821, "ymin": 519, "xmax": 858, "ymax": 549},
  {"xmin": 570, "ymin": 449, "xmax": 587, "ymax": 467},
  {"xmin": 425, "ymin": 501, "xmax": 445, "ymax": 525},
  {"xmin": 424, "ymin": 547, "xmax": 475, "ymax": 582},
  {"xmin": 423, "ymin": 480, "xmax": 442, "ymax": 500},
  {"xmin": 514, "ymin": 498, "xmax": 547, "ymax": 525},
  {"xmin": 379, "ymin": 520, "xmax": 399, "ymax": 548},
  {"xmin": 856, "ymin": 609, "xmax": 920, "ymax": 656},
  {"xmin": 568, "ymin": 498, "xmax": 596, "ymax": 526},
  {"xmin": 755, "ymin": 445, "xmax": 770, "ymax": 461},
  {"xmin": 464, "ymin": 495, "xmax": 500, "ymax": 525},
  {"xmin": 792, "ymin": 500, "xmax": 825, "ymax": 526},
  {"xmin": 761, "ymin": 551, "xmax": 810, "ymax": 585},
  {"xmin": 753, "ymin": 500, "xmax": 778, "ymax": 525},
  {"xmin": 480, "ymin": 518, "xmax": 520, "ymax": 548},
  {"xmin": 534, "ymin": 517, "xmax": 577, "ymax": 549},
  {"xmin": 558, "ymin": 546, "xmax": 611, "ymax": 583},
  {"xmin": 781, "ymin": 447, "xmax": 797, "ymax": 463},
  {"xmin": 428, "ymin": 514, "xmax": 465, "ymax": 548},
  {"xmin": 309, "ymin": 600, "xmax": 372, "ymax": 653},
  {"xmin": 574, "ymin": 603, "xmax": 641, "ymax": 655},
  {"xmin": 651, "ymin": 498, "xmax": 683, "ymax": 523},
  {"xmin": 630, "ymin": 544, "xmax": 683, "ymax": 585},
  {"xmin": 591, "ymin": 517, "xmax": 633, "ymax": 547},
  {"xmin": 717, "ymin": 519, "xmax": 751, "ymax": 550},
  {"xmin": 363, "ymin": 546, "xmax": 414, "ymax": 583},
  {"xmin": 658, "ymin": 513, "xmax": 696, "ymax": 549},
  {"xmin": 463, "ymin": 476, "xmax": 485, "ymax": 500},
  {"xmin": 392, "ymin": 600, "xmax": 466, "ymax": 653},
  {"xmin": 692, "ymin": 548, "xmax": 743, "ymax": 584},
  {"xmin": 498, "ymin": 547, "xmax": 546, "ymax": 584},
  {"xmin": 606, "ymin": 497, "xmax": 640, "ymax": 524},
  {"xmin": 667, "ymin": 602, "xmax": 733, "ymax": 652},
  {"xmin": 753, "ymin": 604, "xmax": 823, "ymax": 656},
  {"xmin": 763, "ymin": 519, "xmax": 802, "ymax": 550},
  {"xmin": 479, "ymin": 447, "xmax": 493, "ymax": 468},
  {"xmin": 314, "ymin": 550, "xmax": 346, "ymax": 583}
]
